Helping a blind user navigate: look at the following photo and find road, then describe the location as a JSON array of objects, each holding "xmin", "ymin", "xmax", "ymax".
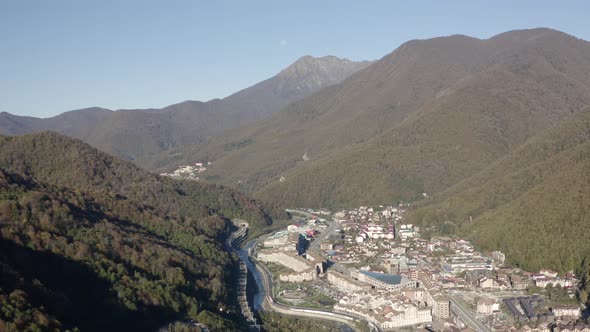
[
  {"xmin": 309, "ymin": 217, "xmax": 340, "ymax": 253},
  {"xmin": 286, "ymin": 209, "xmax": 352, "ymax": 276},
  {"xmin": 245, "ymin": 239, "xmax": 372, "ymax": 331},
  {"xmin": 448, "ymin": 293, "xmax": 491, "ymax": 332},
  {"xmin": 285, "ymin": 208, "xmax": 316, "ymax": 219}
]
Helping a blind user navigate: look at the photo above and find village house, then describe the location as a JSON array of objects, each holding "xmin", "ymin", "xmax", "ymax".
[
  {"xmin": 552, "ymin": 306, "xmax": 581, "ymax": 318},
  {"xmin": 477, "ymin": 298, "xmax": 500, "ymax": 315}
]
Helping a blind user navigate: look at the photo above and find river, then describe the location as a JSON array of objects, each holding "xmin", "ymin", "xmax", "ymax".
[
  {"xmin": 236, "ymin": 240, "xmax": 266, "ymax": 311},
  {"xmin": 235, "ymin": 239, "xmax": 356, "ymax": 332}
]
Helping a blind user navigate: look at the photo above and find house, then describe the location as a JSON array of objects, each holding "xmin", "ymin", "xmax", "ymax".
[
  {"xmin": 491, "ymin": 251, "xmax": 506, "ymax": 264},
  {"xmin": 477, "ymin": 298, "xmax": 499, "ymax": 315},
  {"xmin": 479, "ymin": 277, "xmax": 497, "ymax": 289},
  {"xmin": 535, "ymin": 277, "xmax": 555, "ymax": 288},
  {"xmin": 320, "ymin": 242, "xmax": 334, "ymax": 251},
  {"xmin": 552, "ymin": 306, "xmax": 581, "ymax": 318},
  {"xmin": 510, "ymin": 275, "xmax": 531, "ymax": 290},
  {"xmin": 540, "ymin": 269, "xmax": 558, "ymax": 278}
]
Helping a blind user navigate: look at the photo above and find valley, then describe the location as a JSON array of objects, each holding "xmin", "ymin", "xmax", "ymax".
[{"xmin": 2, "ymin": 10, "xmax": 590, "ymax": 331}]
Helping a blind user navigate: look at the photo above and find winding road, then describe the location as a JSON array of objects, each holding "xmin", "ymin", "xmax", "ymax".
[{"xmin": 236, "ymin": 237, "xmax": 371, "ymax": 331}]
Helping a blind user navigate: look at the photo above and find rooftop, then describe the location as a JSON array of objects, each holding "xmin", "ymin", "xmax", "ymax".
[{"xmin": 359, "ymin": 270, "xmax": 408, "ymax": 285}]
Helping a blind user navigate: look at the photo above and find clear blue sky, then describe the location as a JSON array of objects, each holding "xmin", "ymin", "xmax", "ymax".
[{"xmin": 1, "ymin": 1, "xmax": 589, "ymax": 118}]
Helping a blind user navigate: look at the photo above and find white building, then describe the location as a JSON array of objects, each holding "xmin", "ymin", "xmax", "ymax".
[
  {"xmin": 477, "ymin": 298, "xmax": 500, "ymax": 315},
  {"xmin": 351, "ymin": 270, "xmax": 417, "ymax": 291},
  {"xmin": 552, "ymin": 306, "xmax": 581, "ymax": 318}
]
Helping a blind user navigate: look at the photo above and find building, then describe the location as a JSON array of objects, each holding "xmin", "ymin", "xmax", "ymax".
[
  {"xmin": 397, "ymin": 224, "xmax": 418, "ymax": 239},
  {"xmin": 510, "ymin": 275, "xmax": 531, "ymax": 290},
  {"xmin": 432, "ymin": 295, "xmax": 450, "ymax": 318},
  {"xmin": 258, "ymin": 250, "xmax": 324, "ymax": 283},
  {"xmin": 320, "ymin": 242, "xmax": 334, "ymax": 251},
  {"xmin": 362, "ymin": 223, "xmax": 395, "ymax": 240},
  {"xmin": 444, "ymin": 262, "xmax": 493, "ymax": 274},
  {"xmin": 391, "ymin": 247, "xmax": 407, "ymax": 255},
  {"xmin": 540, "ymin": 269, "xmax": 558, "ymax": 278},
  {"xmin": 479, "ymin": 277, "xmax": 497, "ymax": 289},
  {"xmin": 383, "ymin": 256, "xmax": 416, "ymax": 274},
  {"xmin": 263, "ymin": 231, "xmax": 302, "ymax": 253},
  {"xmin": 491, "ymin": 251, "xmax": 506, "ymax": 264},
  {"xmin": 257, "ymin": 250, "xmax": 312, "ymax": 271},
  {"xmin": 279, "ymin": 269, "xmax": 317, "ymax": 283},
  {"xmin": 335, "ymin": 294, "xmax": 432, "ymax": 329},
  {"xmin": 552, "ymin": 306, "xmax": 581, "ymax": 318},
  {"xmin": 351, "ymin": 270, "xmax": 417, "ymax": 291},
  {"xmin": 379, "ymin": 303, "xmax": 432, "ymax": 329},
  {"xmin": 477, "ymin": 298, "xmax": 499, "ymax": 315},
  {"xmin": 327, "ymin": 270, "xmax": 372, "ymax": 292},
  {"xmin": 552, "ymin": 323, "xmax": 590, "ymax": 332},
  {"xmin": 535, "ymin": 277, "xmax": 555, "ymax": 288}
]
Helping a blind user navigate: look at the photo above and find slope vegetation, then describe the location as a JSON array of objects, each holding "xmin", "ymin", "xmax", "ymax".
[
  {"xmin": 0, "ymin": 132, "xmax": 283, "ymax": 331},
  {"xmin": 176, "ymin": 28, "xmax": 590, "ymax": 210},
  {"xmin": 408, "ymin": 107, "xmax": 590, "ymax": 273}
]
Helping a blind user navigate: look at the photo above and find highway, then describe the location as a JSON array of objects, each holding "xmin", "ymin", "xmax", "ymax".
[
  {"xmin": 285, "ymin": 208, "xmax": 316, "ymax": 219},
  {"xmin": 248, "ymin": 210, "xmax": 381, "ymax": 331},
  {"xmin": 241, "ymin": 234, "xmax": 375, "ymax": 331},
  {"xmin": 250, "ymin": 248, "xmax": 363, "ymax": 329},
  {"xmin": 286, "ymin": 209, "xmax": 351, "ymax": 276},
  {"xmin": 447, "ymin": 293, "xmax": 491, "ymax": 332},
  {"xmin": 309, "ymin": 217, "xmax": 340, "ymax": 253}
]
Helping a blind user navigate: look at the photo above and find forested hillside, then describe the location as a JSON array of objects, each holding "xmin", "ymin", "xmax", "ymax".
[
  {"xmin": 408, "ymin": 107, "xmax": 590, "ymax": 273},
  {"xmin": 157, "ymin": 28, "xmax": 590, "ymax": 276},
  {"xmin": 0, "ymin": 132, "xmax": 284, "ymax": 331},
  {"xmin": 167, "ymin": 28, "xmax": 590, "ymax": 210}
]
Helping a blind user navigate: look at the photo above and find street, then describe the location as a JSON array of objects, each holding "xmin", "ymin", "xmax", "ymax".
[{"xmin": 448, "ymin": 294, "xmax": 492, "ymax": 332}]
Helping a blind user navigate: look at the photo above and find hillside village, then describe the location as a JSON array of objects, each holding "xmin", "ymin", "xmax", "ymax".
[
  {"xmin": 160, "ymin": 162, "xmax": 209, "ymax": 180},
  {"xmin": 254, "ymin": 205, "xmax": 587, "ymax": 331}
]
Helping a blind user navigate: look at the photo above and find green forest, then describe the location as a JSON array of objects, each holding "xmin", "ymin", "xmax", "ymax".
[{"xmin": 0, "ymin": 133, "xmax": 285, "ymax": 331}]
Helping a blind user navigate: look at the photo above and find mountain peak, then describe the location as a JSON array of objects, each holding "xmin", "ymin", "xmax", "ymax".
[
  {"xmin": 279, "ymin": 55, "xmax": 355, "ymax": 76},
  {"xmin": 274, "ymin": 55, "xmax": 373, "ymax": 93}
]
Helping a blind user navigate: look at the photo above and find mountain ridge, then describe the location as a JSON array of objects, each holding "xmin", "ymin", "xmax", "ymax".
[
  {"xmin": 165, "ymin": 28, "xmax": 590, "ymax": 210},
  {"xmin": 0, "ymin": 131, "xmax": 284, "ymax": 330},
  {"xmin": 0, "ymin": 56, "xmax": 372, "ymax": 165}
]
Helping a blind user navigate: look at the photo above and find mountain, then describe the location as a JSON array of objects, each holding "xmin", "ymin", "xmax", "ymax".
[
  {"xmin": 0, "ymin": 132, "xmax": 284, "ymax": 331},
  {"xmin": 169, "ymin": 28, "xmax": 590, "ymax": 209},
  {"xmin": 0, "ymin": 56, "xmax": 372, "ymax": 166},
  {"xmin": 0, "ymin": 107, "xmax": 113, "ymax": 136},
  {"xmin": 407, "ymin": 106, "xmax": 590, "ymax": 273}
]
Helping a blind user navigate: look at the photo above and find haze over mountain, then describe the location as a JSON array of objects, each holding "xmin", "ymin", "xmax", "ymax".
[
  {"xmin": 0, "ymin": 56, "xmax": 372, "ymax": 165},
  {"xmin": 173, "ymin": 28, "xmax": 590, "ymax": 206}
]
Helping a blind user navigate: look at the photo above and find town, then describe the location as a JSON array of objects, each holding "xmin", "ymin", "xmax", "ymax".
[
  {"xmin": 160, "ymin": 162, "xmax": 210, "ymax": 180},
  {"xmin": 252, "ymin": 205, "xmax": 588, "ymax": 332}
]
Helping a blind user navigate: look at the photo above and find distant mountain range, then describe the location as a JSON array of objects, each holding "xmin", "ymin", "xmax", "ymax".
[
  {"xmin": 174, "ymin": 28, "xmax": 590, "ymax": 205},
  {"xmin": 0, "ymin": 56, "xmax": 372, "ymax": 165},
  {"xmin": 2, "ymin": 28, "xmax": 590, "ymax": 275},
  {"xmin": 159, "ymin": 28, "xmax": 590, "ymax": 273}
]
